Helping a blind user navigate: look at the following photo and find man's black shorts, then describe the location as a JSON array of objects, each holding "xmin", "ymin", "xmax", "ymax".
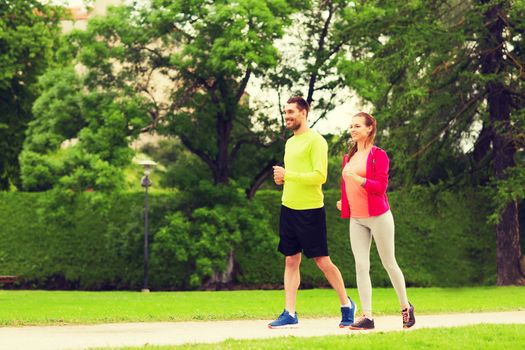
[{"xmin": 278, "ymin": 205, "xmax": 329, "ymax": 258}]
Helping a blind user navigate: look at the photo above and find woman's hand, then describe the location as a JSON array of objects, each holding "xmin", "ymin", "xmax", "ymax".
[
  {"xmin": 336, "ymin": 200, "xmax": 342, "ymax": 211},
  {"xmin": 343, "ymin": 168, "xmax": 365, "ymax": 186}
]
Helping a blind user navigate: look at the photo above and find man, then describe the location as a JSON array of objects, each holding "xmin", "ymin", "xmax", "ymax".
[{"xmin": 268, "ymin": 96, "xmax": 356, "ymax": 329}]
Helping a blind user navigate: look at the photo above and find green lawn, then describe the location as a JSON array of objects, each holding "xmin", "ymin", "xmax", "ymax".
[
  {"xmin": 90, "ymin": 324, "xmax": 525, "ymax": 350},
  {"xmin": 1, "ymin": 287, "xmax": 524, "ymax": 326}
]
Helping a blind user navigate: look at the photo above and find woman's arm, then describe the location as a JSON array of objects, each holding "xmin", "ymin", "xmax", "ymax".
[{"xmin": 363, "ymin": 150, "xmax": 389, "ymax": 194}]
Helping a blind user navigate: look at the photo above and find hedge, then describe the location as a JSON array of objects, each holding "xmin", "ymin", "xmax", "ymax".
[
  {"xmin": 0, "ymin": 187, "xmax": 496, "ymax": 290},
  {"xmin": 239, "ymin": 187, "xmax": 496, "ymax": 288}
]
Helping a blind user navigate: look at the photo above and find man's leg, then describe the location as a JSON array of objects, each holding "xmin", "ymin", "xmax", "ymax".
[
  {"xmin": 314, "ymin": 255, "xmax": 357, "ymax": 328},
  {"xmin": 269, "ymin": 205, "xmax": 301, "ymax": 328},
  {"xmin": 268, "ymin": 252, "xmax": 301, "ymax": 328},
  {"xmin": 313, "ymin": 256, "xmax": 348, "ymax": 304},
  {"xmin": 284, "ymin": 252, "xmax": 302, "ymax": 314}
]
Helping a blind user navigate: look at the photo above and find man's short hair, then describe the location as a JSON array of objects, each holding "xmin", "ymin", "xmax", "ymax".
[{"xmin": 287, "ymin": 96, "xmax": 309, "ymax": 115}]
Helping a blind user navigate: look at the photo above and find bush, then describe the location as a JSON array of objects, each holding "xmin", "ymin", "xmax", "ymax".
[
  {"xmin": 0, "ymin": 186, "xmax": 496, "ymax": 290},
  {"xmin": 0, "ymin": 191, "xmax": 180, "ymax": 289},
  {"xmin": 240, "ymin": 187, "xmax": 496, "ymax": 288},
  {"xmin": 151, "ymin": 181, "xmax": 276, "ymax": 289}
]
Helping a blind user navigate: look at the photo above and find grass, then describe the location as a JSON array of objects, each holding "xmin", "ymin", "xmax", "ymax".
[
  {"xmin": 89, "ymin": 324, "xmax": 525, "ymax": 350},
  {"xmin": 1, "ymin": 286, "xmax": 524, "ymax": 327}
]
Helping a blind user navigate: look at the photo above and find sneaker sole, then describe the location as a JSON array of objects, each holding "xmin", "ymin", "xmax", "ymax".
[
  {"xmin": 349, "ymin": 326, "xmax": 374, "ymax": 330},
  {"xmin": 403, "ymin": 304, "xmax": 415, "ymax": 329},
  {"xmin": 268, "ymin": 324, "xmax": 299, "ymax": 329}
]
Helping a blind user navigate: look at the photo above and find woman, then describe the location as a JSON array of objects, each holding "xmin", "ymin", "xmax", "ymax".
[{"xmin": 336, "ymin": 112, "xmax": 415, "ymax": 330}]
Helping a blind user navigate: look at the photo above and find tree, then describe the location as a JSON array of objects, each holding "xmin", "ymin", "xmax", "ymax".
[
  {"xmin": 479, "ymin": 0, "xmax": 524, "ymax": 285},
  {"xmin": 20, "ymin": 0, "xmax": 300, "ymax": 287},
  {"xmin": 20, "ymin": 67, "xmax": 151, "ymax": 192},
  {"xmin": 269, "ymin": 0, "xmax": 353, "ymax": 115},
  {"xmin": 338, "ymin": 0, "xmax": 525, "ymax": 284},
  {"xmin": 58, "ymin": 0, "xmax": 297, "ymax": 197},
  {"xmin": 0, "ymin": 0, "xmax": 63, "ymax": 190},
  {"xmin": 255, "ymin": 0, "xmax": 357, "ymax": 194}
]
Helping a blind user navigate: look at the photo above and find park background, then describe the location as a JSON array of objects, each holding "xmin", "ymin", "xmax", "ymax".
[{"xmin": 1, "ymin": 0, "xmax": 525, "ymax": 293}]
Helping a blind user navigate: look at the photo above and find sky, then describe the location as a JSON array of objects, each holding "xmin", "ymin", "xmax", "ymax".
[{"xmin": 54, "ymin": 0, "xmax": 362, "ymax": 135}]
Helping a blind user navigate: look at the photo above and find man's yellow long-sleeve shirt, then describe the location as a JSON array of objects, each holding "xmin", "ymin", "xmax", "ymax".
[{"xmin": 282, "ymin": 129, "xmax": 328, "ymax": 210}]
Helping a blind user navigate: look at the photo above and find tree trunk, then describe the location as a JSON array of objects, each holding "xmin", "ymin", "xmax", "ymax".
[
  {"xmin": 496, "ymin": 201, "xmax": 524, "ymax": 284},
  {"xmin": 481, "ymin": 3, "xmax": 524, "ymax": 285},
  {"xmin": 215, "ymin": 114, "xmax": 231, "ymax": 185},
  {"xmin": 201, "ymin": 251, "xmax": 236, "ymax": 290}
]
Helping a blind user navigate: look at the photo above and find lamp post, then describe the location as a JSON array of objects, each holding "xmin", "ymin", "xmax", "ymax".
[{"xmin": 138, "ymin": 159, "xmax": 156, "ymax": 292}]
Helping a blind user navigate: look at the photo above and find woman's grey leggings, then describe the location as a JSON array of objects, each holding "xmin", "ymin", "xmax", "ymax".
[{"xmin": 349, "ymin": 210, "xmax": 408, "ymax": 315}]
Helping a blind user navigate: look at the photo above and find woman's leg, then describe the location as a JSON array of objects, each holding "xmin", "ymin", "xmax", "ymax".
[
  {"xmin": 370, "ymin": 211, "xmax": 409, "ymax": 308},
  {"xmin": 349, "ymin": 218, "xmax": 373, "ymax": 317}
]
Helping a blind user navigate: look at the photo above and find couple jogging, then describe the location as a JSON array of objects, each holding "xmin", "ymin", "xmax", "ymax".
[{"xmin": 268, "ymin": 96, "xmax": 415, "ymax": 331}]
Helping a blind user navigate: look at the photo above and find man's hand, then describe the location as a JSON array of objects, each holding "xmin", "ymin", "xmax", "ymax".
[
  {"xmin": 273, "ymin": 165, "xmax": 286, "ymax": 185},
  {"xmin": 336, "ymin": 200, "xmax": 342, "ymax": 211}
]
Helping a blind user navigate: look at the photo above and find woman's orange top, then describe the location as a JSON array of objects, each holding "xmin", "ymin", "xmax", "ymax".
[{"xmin": 342, "ymin": 151, "xmax": 370, "ymax": 218}]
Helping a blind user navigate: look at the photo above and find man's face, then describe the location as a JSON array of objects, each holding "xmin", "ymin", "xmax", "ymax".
[{"xmin": 284, "ymin": 103, "xmax": 306, "ymax": 131}]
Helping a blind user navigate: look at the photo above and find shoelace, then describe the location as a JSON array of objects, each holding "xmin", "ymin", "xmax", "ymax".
[
  {"xmin": 356, "ymin": 316, "xmax": 369, "ymax": 325},
  {"xmin": 402, "ymin": 308, "xmax": 409, "ymax": 323}
]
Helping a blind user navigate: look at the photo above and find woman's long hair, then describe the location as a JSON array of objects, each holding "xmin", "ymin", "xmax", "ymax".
[{"xmin": 347, "ymin": 112, "xmax": 377, "ymax": 159}]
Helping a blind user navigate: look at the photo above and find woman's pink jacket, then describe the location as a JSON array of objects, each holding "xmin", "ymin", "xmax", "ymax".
[{"xmin": 340, "ymin": 146, "xmax": 390, "ymax": 219}]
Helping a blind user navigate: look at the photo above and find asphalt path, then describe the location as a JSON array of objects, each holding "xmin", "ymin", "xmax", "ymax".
[{"xmin": 1, "ymin": 311, "xmax": 524, "ymax": 350}]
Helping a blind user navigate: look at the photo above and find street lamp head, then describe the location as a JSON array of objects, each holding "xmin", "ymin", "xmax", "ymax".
[
  {"xmin": 137, "ymin": 159, "xmax": 157, "ymax": 176},
  {"xmin": 136, "ymin": 159, "xmax": 157, "ymax": 188}
]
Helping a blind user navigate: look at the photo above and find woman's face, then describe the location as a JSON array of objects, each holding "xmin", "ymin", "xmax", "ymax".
[{"xmin": 349, "ymin": 116, "xmax": 372, "ymax": 143}]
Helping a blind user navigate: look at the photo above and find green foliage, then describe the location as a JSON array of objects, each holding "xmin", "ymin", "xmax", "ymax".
[
  {"xmin": 336, "ymin": 0, "xmax": 524, "ymax": 195},
  {"xmin": 152, "ymin": 182, "xmax": 275, "ymax": 288},
  {"xmin": 266, "ymin": 0, "xmax": 355, "ymax": 119},
  {"xmin": 140, "ymin": 138, "xmax": 214, "ymax": 189},
  {"xmin": 20, "ymin": 67, "xmax": 150, "ymax": 192},
  {"xmin": 58, "ymin": 0, "xmax": 295, "ymax": 194},
  {"xmin": 0, "ymin": 191, "xmax": 181, "ymax": 289},
  {"xmin": 0, "ymin": 187, "xmax": 495, "ymax": 290},
  {"xmin": 0, "ymin": 0, "xmax": 63, "ymax": 190},
  {"xmin": 336, "ymin": 1, "xmax": 524, "ymax": 283},
  {"xmin": 489, "ymin": 166, "xmax": 525, "ymax": 224},
  {"xmin": 242, "ymin": 188, "xmax": 495, "ymax": 287}
]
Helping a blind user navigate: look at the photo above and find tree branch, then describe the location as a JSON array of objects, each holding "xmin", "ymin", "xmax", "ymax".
[
  {"xmin": 230, "ymin": 137, "xmax": 274, "ymax": 163},
  {"xmin": 309, "ymin": 92, "xmax": 336, "ymax": 128},
  {"xmin": 236, "ymin": 69, "xmax": 251, "ymax": 102},
  {"xmin": 179, "ymin": 134, "xmax": 217, "ymax": 175},
  {"xmin": 307, "ymin": 1, "xmax": 334, "ymax": 104},
  {"xmin": 246, "ymin": 158, "xmax": 277, "ymax": 199},
  {"xmin": 502, "ymin": 47, "xmax": 524, "ymax": 75},
  {"xmin": 412, "ymin": 92, "xmax": 485, "ymax": 158}
]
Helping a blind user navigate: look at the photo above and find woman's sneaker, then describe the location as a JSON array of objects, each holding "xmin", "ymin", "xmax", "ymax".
[
  {"xmin": 339, "ymin": 297, "xmax": 357, "ymax": 328},
  {"xmin": 268, "ymin": 309, "xmax": 299, "ymax": 329},
  {"xmin": 349, "ymin": 316, "xmax": 375, "ymax": 330},
  {"xmin": 402, "ymin": 303, "xmax": 416, "ymax": 328}
]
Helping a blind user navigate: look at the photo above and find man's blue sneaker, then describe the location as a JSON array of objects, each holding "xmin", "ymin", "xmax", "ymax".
[
  {"xmin": 268, "ymin": 309, "xmax": 299, "ymax": 329},
  {"xmin": 339, "ymin": 297, "xmax": 357, "ymax": 328}
]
